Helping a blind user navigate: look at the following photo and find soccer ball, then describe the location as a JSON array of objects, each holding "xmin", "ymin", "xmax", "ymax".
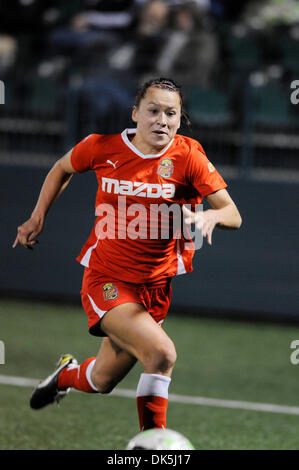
[{"xmin": 126, "ymin": 428, "xmax": 195, "ymax": 450}]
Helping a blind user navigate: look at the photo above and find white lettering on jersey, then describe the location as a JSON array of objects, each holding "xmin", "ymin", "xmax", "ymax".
[{"xmin": 101, "ymin": 177, "xmax": 175, "ymax": 198}]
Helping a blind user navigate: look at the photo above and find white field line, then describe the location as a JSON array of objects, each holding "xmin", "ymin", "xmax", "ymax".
[{"xmin": 1, "ymin": 373, "xmax": 299, "ymax": 417}]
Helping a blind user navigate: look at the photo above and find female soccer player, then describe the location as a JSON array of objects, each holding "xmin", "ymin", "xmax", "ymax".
[{"xmin": 13, "ymin": 78, "xmax": 242, "ymax": 431}]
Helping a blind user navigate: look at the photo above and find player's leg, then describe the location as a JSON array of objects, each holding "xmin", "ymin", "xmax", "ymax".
[
  {"xmin": 57, "ymin": 336, "xmax": 137, "ymax": 393},
  {"xmin": 30, "ymin": 337, "xmax": 137, "ymax": 409},
  {"xmin": 55, "ymin": 272, "xmax": 140, "ymax": 393},
  {"xmin": 29, "ymin": 274, "xmax": 142, "ymax": 409},
  {"xmin": 100, "ymin": 302, "xmax": 176, "ymax": 376},
  {"xmin": 58, "ymin": 301, "xmax": 175, "ymax": 430},
  {"xmin": 97, "ymin": 301, "xmax": 177, "ymax": 430}
]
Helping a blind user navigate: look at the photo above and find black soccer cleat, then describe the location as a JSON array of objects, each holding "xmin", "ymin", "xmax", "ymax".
[{"xmin": 30, "ymin": 354, "xmax": 78, "ymax": 410}]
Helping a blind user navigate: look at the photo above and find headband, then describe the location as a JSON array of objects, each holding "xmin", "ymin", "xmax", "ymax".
[
  {"xmin": 150, "ymin": 83, "xmax": 182, "ymax": 104},
  {"xmin": 136, "ymin": 83, "xmax": 182, "ymax": 105}
]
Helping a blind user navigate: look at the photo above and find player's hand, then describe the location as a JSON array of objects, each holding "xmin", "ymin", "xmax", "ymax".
[
  {"xmin": 12, "ymin": 216, "xmax": 43, "ymax": 250},
  {"xmin": 182, "ymin": 205, "xmax": 220, "ymax": 245}
]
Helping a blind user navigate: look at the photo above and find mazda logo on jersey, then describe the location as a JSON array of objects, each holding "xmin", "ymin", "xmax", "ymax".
[{"xmin": 101, "ymin": 177, "xmax": 175, "ymax": 198}]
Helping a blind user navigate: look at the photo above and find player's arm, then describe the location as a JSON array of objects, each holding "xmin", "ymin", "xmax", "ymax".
[
  {"xmin": 12, "ymin": 149, "xmax": 76, "ymax": 249},
  {"xmin": 206, "ymin": 188, "xmax": 242, "ymax": 229},
  {"xmin": 183, "ymin": 189, "xmax": 242, "ymax": 245}
]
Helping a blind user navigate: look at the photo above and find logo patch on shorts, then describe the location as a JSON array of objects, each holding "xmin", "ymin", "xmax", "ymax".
[
  {"xmin": 102, "ymin": 282, "xmax": 119, "ymax": 301},
  {"xmin": 157, "ymin": 158, "xmax": 174, "ymax": 178}
]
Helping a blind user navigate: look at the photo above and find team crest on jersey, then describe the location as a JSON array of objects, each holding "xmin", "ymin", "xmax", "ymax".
[
  {"xmin": 102, "ymin": 282, "xmax": 119, "ymax": 301},
  {"xmin": 207, "ymin": 161, "xmax": 216, "ymax": 173},
  {"xmin": 157, "ymin": 158, "xmax": 174, "ymax": 178}
]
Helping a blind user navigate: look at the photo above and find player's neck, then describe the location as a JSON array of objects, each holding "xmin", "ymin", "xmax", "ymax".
[{"xmin": 131, "ymin": 134, "xmax": 166, "ymax": 156}]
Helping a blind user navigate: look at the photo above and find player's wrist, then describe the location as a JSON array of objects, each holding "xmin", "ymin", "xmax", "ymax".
[
  {"xmin": 30, "ymin": 210, "xmax": 45, "ymax": 227},
  {"xmin": 205, "ymin": 208, "xmax": 222, "ymax": 224}
]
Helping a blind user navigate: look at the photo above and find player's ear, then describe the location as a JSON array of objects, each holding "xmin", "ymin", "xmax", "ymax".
[
  {"xmin": 176, "ymin": 115, "xmax": 181, "ymax": 133},
  {"xmin": 132, "ymin": 106, "xmax": 138, "ymax": 123}
]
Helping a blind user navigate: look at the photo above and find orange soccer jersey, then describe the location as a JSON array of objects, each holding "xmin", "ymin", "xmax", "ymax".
[{"xmin": 70, "ymin": 128, "xmax": 227, "ymax": 283}]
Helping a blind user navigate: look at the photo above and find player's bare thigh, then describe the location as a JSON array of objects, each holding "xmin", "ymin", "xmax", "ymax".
[{"xmin": 100, "ymin": 302, "xmax": 177, "ymax": 377}]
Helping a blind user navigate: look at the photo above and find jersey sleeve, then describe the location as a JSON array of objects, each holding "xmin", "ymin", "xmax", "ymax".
[
  {"xmin": 187, "ymin": 141, "xmax": 227, "ymax": 197},
  {"xmin": 70, "ymin": 134, "xmax": 99, "ymax": 173}
]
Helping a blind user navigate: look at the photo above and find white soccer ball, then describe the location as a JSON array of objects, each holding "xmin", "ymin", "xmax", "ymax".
[{"xmin": 126, "ymin": 428, "xmax": 195, "ymax": 450}]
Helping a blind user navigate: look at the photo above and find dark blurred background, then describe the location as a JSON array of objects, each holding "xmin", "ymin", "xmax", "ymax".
[{"xmin": 1, "ymin": 0, "xmax": 298, "ymax": 321}]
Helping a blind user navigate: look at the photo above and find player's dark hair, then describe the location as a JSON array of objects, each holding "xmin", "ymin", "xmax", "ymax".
[{"xmin": 134, "ymin": 77, "xmax": 191, "ymax": 128}]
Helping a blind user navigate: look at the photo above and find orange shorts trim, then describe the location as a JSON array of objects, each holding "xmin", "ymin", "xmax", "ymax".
[{"xmin": 81, "ymin": 268, "xmax": 172, "ymax": 336}]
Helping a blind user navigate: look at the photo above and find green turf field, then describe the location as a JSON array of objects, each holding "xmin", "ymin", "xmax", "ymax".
[{"xmin": 1, "ymin": 299, "xmax": 299, "ymax": 450}]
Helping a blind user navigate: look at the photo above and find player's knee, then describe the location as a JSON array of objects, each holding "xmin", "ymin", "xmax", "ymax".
[
  {"xmin": 147, "ymin": 341, "xmax": 177, "ymax": 374},
  {"xmin": 91, "ymin": 370, "xmax": 116, "ymax": 394}
]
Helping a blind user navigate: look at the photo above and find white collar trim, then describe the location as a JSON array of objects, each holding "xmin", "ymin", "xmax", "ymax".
[{"xmin": 121, "ymin": 128, "xmax": 174, "ymax": 159}]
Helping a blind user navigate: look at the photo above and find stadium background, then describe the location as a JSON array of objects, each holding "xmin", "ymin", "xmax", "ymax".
[
  {"xmin": 1, "ymin": 0, "xmax": 298, "ymax": 319},
  {"xmin": 1, "ymin": 0, "xmax": 299, "ymax": 451}
]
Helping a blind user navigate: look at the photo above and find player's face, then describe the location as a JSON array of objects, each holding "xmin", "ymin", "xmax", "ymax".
[{"xmin": 132, "ymin": 87, "xmax": 181, "ymax": 154}]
